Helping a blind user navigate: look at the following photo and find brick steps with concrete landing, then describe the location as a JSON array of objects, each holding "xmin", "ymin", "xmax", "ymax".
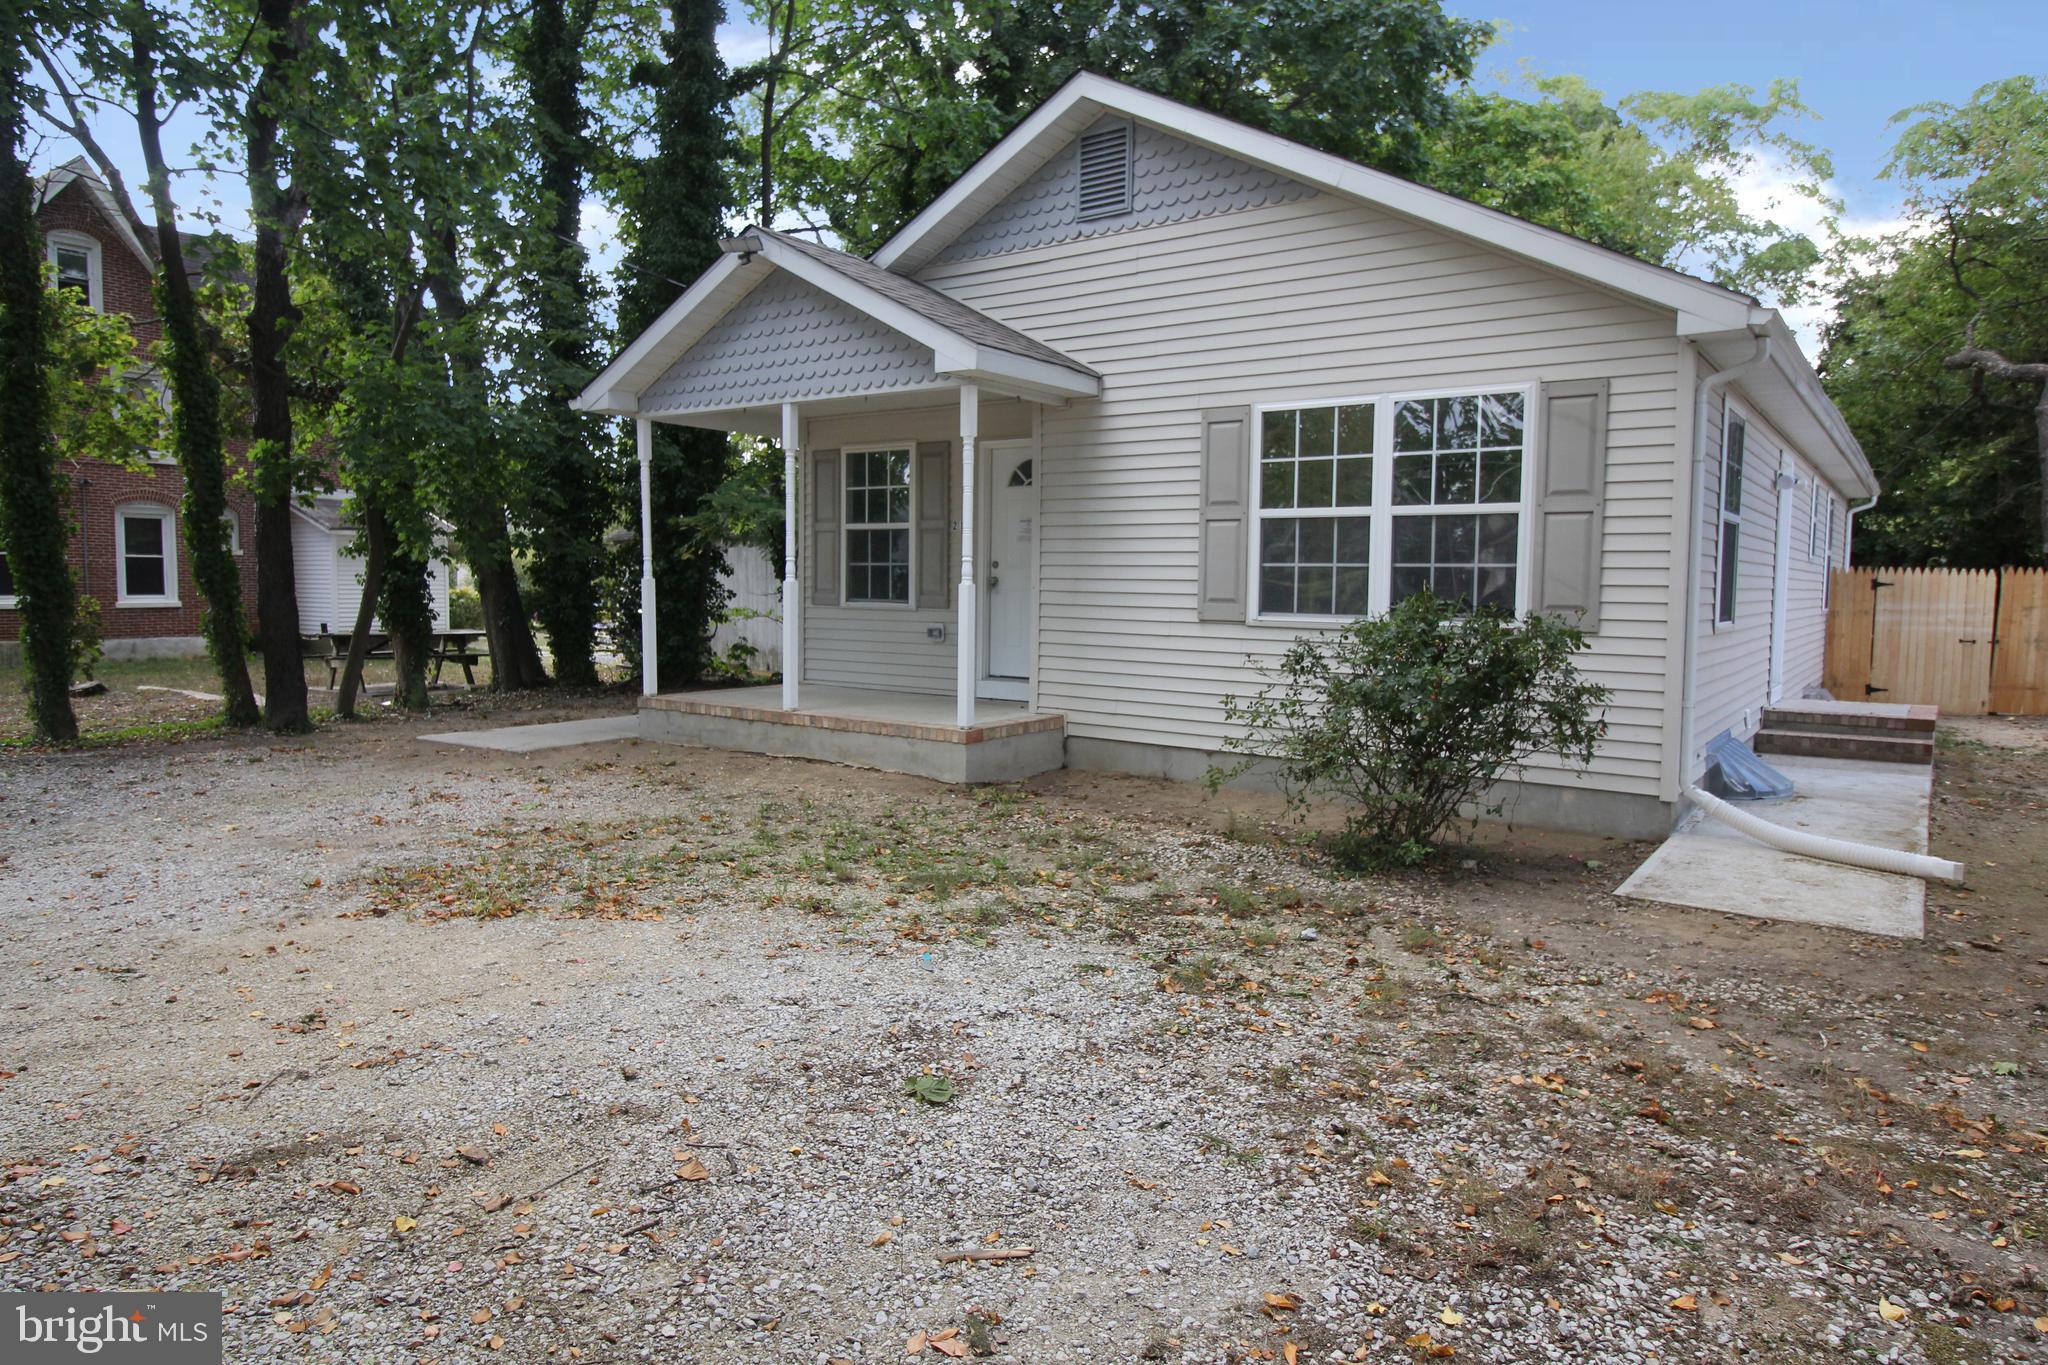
[{"xmin": 1753, "ymin": 700, "xmax": 1938, "ymax": 766}]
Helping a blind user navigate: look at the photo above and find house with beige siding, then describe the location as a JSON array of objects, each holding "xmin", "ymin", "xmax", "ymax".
[{"xmin": 576, "ymin": 72, "xmax": 1876, "ymax": 838}]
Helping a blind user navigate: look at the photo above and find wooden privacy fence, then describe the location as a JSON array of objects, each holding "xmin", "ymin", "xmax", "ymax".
[{"xmin": 1825, "ymin": 566, "xmax": 2048, "ymax": 716}]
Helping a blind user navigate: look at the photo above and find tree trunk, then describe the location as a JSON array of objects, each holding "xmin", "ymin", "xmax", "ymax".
[
  {"xmin": 333, "ymin": 499, "xmax": 389, "ymax": 719},
  {"xmin": 471, "ymin": 541, "xmax": 548, "ymax": 690},
  {"xmin": 129, "ymin": 22, "xmax": 259, "ymax": 726},
  {"xmin": 246, "ymin": 0, "xmax": 310, "ymax": 733},
  {"xmin": 0, "ymin": 26, "xmax": 77, "ymax": 742}
]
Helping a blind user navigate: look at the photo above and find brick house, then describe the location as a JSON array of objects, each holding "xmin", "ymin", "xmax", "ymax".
[{"xmin": 0, "ymin": 158, "xmax": 260, "ymax": 659}]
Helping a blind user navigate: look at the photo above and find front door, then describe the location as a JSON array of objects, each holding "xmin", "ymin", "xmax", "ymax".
[{"xmin": 984, "ymin": 443, "xmax": 1036, "ymax": 688}]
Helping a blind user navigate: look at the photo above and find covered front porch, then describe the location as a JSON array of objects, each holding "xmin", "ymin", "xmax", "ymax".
[
  {"xmin": 640, "ymin": 684, "xmax": 1066, "ymax": 783},
  {"xmin": 572, "ymin": 223, "xmax": 1098, "ymax": 782}
]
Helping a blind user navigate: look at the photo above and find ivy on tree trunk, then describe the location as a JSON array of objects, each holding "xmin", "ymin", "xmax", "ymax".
[
  {"xmin": 129, "ymin": 18, "xmax": 259, "ymax": 726},
  {"xmin": 0, "ymin": 9, "xmax": 77, "ymax": 742}
]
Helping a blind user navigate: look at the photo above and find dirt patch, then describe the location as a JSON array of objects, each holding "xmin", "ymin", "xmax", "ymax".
[{"xmin": 0, "ymin": 699, "xmax": 2041, "ymax": 1363}]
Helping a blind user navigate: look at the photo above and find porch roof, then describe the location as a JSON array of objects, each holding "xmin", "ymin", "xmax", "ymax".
[{"xmin": 574, "ymin": 225, "xmax": 1099, "ymax": 428}]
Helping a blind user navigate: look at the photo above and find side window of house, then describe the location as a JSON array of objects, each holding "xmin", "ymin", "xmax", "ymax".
[
  {"xmin": 1717, "ymin": 416, "xmax": 1745, "ymax": 624},
  {"xmin": 1390, "ymin": 393, "xmax": 1524, "ymax": 613},
  {"xmin": 843, "ymin": 447, "xmax": 912, "ymax": 604},
  {"xmin": 116, "ymin": 504, "xmax": 178, "ymax": 605},
  {"xmin": 0, "ymin": 546, "xmax": 15, "ymax": 603}
]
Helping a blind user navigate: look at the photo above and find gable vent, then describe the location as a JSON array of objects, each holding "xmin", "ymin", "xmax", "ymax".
[{"xmin": 1075, "ymin": 123, "xmax": 1133, "ymax": 221}]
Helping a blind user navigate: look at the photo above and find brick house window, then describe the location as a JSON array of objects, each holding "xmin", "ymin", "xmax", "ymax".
[
  {"xmin": 0, "ymin": 546, "xmax": 15, "ymax": 607},
  {"xmin": 45, "ymin": 230, "xmax": 102, "ymax": 311},
  {"xmin": 115, "ymin": 503, "xmax": 179, "ymax": 607}
]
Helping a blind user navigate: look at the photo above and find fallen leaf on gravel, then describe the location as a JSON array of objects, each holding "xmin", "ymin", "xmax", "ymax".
[
  {"xmin": 2033, "ymin": 1316, "xmax": 2048, "ymax": 1333},
  {"xmin": 393, "ymin": 1215, "xmax": 417, "ymax": 1233},
  {"xmin": 674, "ymin": 1155, "xmax": 710, "ymax": 1182},
  {"xmin": 309, "ymin": 1265, "xmax": 331, "ymax": 1291},
  {"xmin": 472, "ymin": 1309, "xmax": 492, "ymax": 1324},
  {"xmin": 1282, "ymin": 1343, "xmax": 1300, "ymax": 1365},
  {"xmin": 1951, "ymin": 1147, "xmax": 1987, "ymax": 1159},
  {"xmin": 455, "ymin": 1146, "xmax": 489, "ymax": 1164},
  {"xmin": 1264, "ymin": 1292, "xmax": 1301, "ymax": 1313},
  {"xmin": 1776, "ymin": 1252, "xmax": 1806, "ymax": 1266},
  {"xmin": 474, "ymin": 1193, "xmax": 512, "ymax": 1212},
  {"xmin": 903, "ymin": 1330, "xmax": 927, "ymax": 1354},
  {"xmin": 869, "ymin": 1231, "xmax": 893, "ymax": 1247},
  {"xmin": 1669, "ymin": 1295, "xmax": 1697, "ymax": 1312},
  {"xmin": 1440, "ymin": 1308, "xmax": 1464, "ymax": 1326},
  {"xmin": 1877, "ymin": 1298, "xmax": 1908, "ymax": 1323}
]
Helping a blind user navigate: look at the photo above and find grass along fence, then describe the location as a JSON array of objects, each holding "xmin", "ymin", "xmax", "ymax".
[{"xmin": 1825, "ymin": 566, "xmax": 2048, "ymax": 715}]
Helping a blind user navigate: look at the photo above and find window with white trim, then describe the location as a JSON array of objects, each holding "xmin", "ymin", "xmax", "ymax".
[
  {"xmin": 1257, "ymin": 402, "xmax": 1374, "ymax": 616},
  {"xmin": 1252, "ymin": 388, "xmax": 1529, "ymax": 620},
  {"xmin": 1390, "ymin": 393, "xmax": 1525, "ymax": 613},
  {"xmin": 1716, "ymin": 415, "xmax": 1745, "ymax": 624},
  {"xmin": 1821, "ymin": 489, "xmax": 1836, "ymax": 608},
  {"xmin": 116, "ymin": 503, "xmax": 178, "ymax": 606},
  {"xmin": 46, "ymin": 230, "xmax": 102, "ymax": 311},
  {"xmin": 0, "ymin": 545, "xmax": 15, "ymax": 607},
  {"xmin": 223, "ymin": 508, "xmax": 241, "ymax": 555},
  {"xmin": 842, "ymin": 447, "xmax": 912, "ymax": 604}
]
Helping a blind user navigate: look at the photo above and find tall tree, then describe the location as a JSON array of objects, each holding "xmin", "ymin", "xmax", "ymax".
[
  {"xmin": 242, "ymin": 0, "xmax": 313, "ymax": 730},
  {"xmin": 1821, "ymin": 77, "xmax": 2048, "ymax": 567},
  {"xmin": 612, "ymin": 0, "xmax": 735, "ymax": 687},
  {"xmin": 1420, "ymin": 74, "xmax": 1836, "ymax": 302},
  {"xmin": 513, "ymin": 0, "xmax": 608, "ymax": 687},
  {"xmin": 0, "ymin": 0, "xmax": 77, "ymax": 742},
  {"xmin": 738, "ymin": 0, "xmax": 1490, "ymax": 253}
]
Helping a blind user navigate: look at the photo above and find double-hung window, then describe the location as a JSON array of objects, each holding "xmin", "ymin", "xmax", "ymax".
[
  {"xmin": 1257, "ymin": 402, "xmax": 1374, "ymax": 616},
  {"xmin": 1716, "ymin": 415, "xmax": 1746, "ymax": 624},
  {"xmin": 1390, "ymin": 393, "xmax": 1524, "ymax": 613},
  {"xmin": 46, "ymin": 230, "xmax": 101, "ymax": 311},
  {"xmin": 0, "ymin": 545, "xmax": 15, "ymax": 607},
  {"xmin": 843, "ymin": 447, "xmax": 912, "ymax": 605},
  {"xmin": 1252, "ymin": 388, "xmax": 1529, "ymax": 620},
  {"xmin": 116, "ymin": 503, "xmax": 178, "ymax": 607}
]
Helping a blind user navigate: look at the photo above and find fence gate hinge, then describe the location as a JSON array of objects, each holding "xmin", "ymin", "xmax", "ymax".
[
  {"xmin": 1872, "ymin": 578, "xmax": 1893, "ymax": 589},
  {"xmin": 1865, "ymin": 684, "xmax": 1889, "ymax": 696}
]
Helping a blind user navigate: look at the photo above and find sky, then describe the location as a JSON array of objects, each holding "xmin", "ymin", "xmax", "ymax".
[{"xmin": 30, "ymin": 3, "xmax": 2048, "ymax": 351}]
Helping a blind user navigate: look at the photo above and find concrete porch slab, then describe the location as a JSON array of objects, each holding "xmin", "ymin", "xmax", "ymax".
[
  {"xmin": 1615, "ymin": 754, "xmax": 1935, "ymax": 938},
  {"xmin": 421, "ymin": 714, "xmax": 640, "ymax": 753},
  {"xmin": 638, "ymin": 684, "xmax": 1065, "ymax": 783}
]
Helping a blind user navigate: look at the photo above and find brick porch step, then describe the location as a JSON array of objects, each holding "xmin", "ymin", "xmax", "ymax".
[
  {"xmin": 1753, "ymin": 727, "xmax": 1934, "ymax": 765},
  {"xmin": 1761, "ymin": 700, "xmax": 1938, "ymax": 734}
]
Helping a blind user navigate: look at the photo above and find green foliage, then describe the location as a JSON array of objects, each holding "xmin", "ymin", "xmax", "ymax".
[
  {"xmin": 447, "ymin": 584, "xmax": 483, "ymax": 631},
  {"xmin": 740, "ymin": 0, "xmax": 1489, "ymax": 254},
  {"xmin": 610, "ymin": 0, "xmax": 737, "ymax": 688},
  {"xmin": 1210, "ymin": 594, "xmax": 1610, "ymax": 868},
  {"xmin": 68, "ymin": 592, "xmax": 102, "ymax": 682},
  {"xmin": 1821, "ymin": 77, "xmax": 2048, "ymax": 566},
  {"xmin": 902, "ymin": 1072, "xmax": 955, "ymax": 1106},
  {"xmin": 1422, "ymin": 73, "xmax": 1834, "ymax": 302},
  {"xmin": 45, "ymin": 279, "xmax": 164, "ymax": 463},
  {"xmin": 0, "ymin": 11, "xmax": 76, "ymax": 743}
]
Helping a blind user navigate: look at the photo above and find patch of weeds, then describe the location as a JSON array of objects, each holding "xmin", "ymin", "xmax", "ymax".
[
  {"xmin": 1077, "ymin": 963, "xmax": 1111, "ymax": 976},
  {"xmin": 1161, "ymin": 954, "xmax": 1225, "ymax": 994},
  {"xmin": 1400, "ymin": 923, "xmax": 1441, "ymax": 952},
  {"xmin": 903, "ymin": 1073, "xmax": 956, "ymax": 1105},
  {"xmin": 1208, "ymin": 885, "xmax": 1262, "ymax": 919},
  {"xmin": 1241, "ymin": 922, "xmax": 1281, "ymax": 949}
]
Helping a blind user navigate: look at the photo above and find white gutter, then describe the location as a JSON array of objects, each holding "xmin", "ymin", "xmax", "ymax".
[
  {"xmin": 1676, "ymin": 331, "xmax": 1772, "ymax": 798},
  {"xmin": 1846, "ymin": 490, "xmax": 1880, "ymax": 566}
]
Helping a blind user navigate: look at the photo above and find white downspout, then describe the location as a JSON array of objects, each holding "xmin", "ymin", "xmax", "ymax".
[
  {"xmin": 1677, "ymin": 331, "xmax": 1771, "ymax": 796},
  {"xmin": 780, "ymin": 402, "xmax": 800, "ymax": 712},
  {"xmin": 1768, "ymin": 463, "xmax": 1797, "ymax": 703},
  {"xmin": 636, "ymin": 416, "xmax": 657, "ymax": 698},
  {"xmin": 1845, "ymin": 490, "xmax": 1879, "ymax": 566}
]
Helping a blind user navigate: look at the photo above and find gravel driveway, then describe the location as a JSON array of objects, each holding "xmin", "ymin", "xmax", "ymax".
[{"xmin": 1, "ymin": 698, "xmax": 2042, "ymax": 1363}]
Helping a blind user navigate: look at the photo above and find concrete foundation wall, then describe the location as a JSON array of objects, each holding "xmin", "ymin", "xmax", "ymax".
[
  {"xmin": 1065, "ymin": 735, "xmax": 1678, "ymax": 841},
  {"xmin": 639, "ymin": 706, "xmax": 1065, "ymax": 784},
  {"xmin": 0, "ymin": 635, "xmax": 208, "ymax": 666}
]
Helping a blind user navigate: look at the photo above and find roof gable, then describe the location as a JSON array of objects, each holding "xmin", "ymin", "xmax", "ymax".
[
  {"xmin": 928, "ymin": 113, "xmax": 1318, "ymax": 267},
  {"xmin": 36, "ymin": 158, "xmax": 154, "ymax": 272},
  {"xmin": 873, "ymin": 73, "xmax": 1762, "ymax": 336}
]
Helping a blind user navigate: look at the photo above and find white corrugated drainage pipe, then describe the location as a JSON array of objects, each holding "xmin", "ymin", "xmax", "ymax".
[{"xmin": 1684, "ymin": 785, "xmax": 1965, "ymax": 884}]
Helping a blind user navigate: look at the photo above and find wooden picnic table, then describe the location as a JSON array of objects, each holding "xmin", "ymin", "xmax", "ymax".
[{"xmin": 302, "ymin": 629, "xmax": 487, "ymax": 688}]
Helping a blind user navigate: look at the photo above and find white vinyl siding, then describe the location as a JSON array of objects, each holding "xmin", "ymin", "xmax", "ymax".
[
  {"xmin": 800, "ymin": 402, "xmax": 1033, "ymax": 694},
  {"xmin": 1690, "ymin": 390, "xmax": 1848, "ymax": 765},
  {"xmin": 289, "ymin": 511, "xmax": 451, "ymax": 636},
  {"xmin": 920, "ymin": 191, "xmax": 1686, "ymax": 798}
]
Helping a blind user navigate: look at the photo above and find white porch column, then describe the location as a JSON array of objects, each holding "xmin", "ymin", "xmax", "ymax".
[
  {"xmin": 956, "ymin": 384, "xmax": 980, "ymax": 728},
  {"xmin": 637, "ymin": 416, "xmax": 657, "ymax": 697},
  {"xmin": 781, "ymin": 402, "xmax": 801, "ymax": 711}
]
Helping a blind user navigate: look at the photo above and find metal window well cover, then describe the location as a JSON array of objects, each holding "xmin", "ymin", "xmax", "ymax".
[{"xmin": 1703, "ymin": 730, "xmax": 1794, "ymax": 801}]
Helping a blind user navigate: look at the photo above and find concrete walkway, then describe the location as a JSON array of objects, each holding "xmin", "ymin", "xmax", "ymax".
[
  {"xmin": 1617, "ymin": 754, "xmax": 1934, "ymax": 938},
  {"xmin": 420, "ymin": 714, "xmax": 639, "ymax": 754}
]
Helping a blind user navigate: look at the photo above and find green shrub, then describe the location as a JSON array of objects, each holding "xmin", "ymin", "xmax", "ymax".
[
  {"xmin": 447, "ymin": 585, "xmax": 483, "ymax": 631},
  {"xmin": 1210, "ymin": 593, "xmax": 1610, "ymax": 869},
  {"xmin": 69, "ymin": 594, "xmax": 103, "ymax": 683}
]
